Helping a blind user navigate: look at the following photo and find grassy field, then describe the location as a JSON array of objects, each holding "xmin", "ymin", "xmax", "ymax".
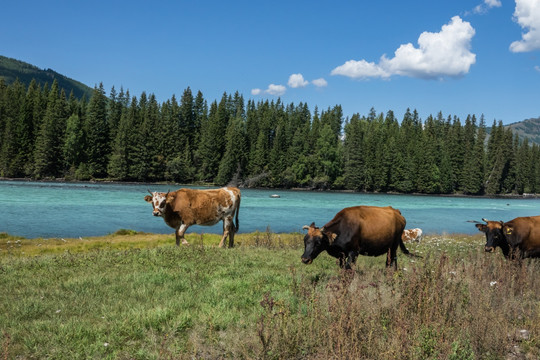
[{"xmin": 1, "ymin": 230, "xmax": 539, "ymax": 359}]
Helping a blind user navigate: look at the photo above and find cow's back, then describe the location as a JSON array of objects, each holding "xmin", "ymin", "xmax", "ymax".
[{"xmin": 170, "ymin": 187, "xmax": 240, "ymax": 225}]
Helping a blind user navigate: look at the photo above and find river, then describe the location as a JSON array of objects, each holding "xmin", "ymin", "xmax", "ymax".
[{"xmin": 1, "ymin": 180, "xmax": 539, "ymax": 239}]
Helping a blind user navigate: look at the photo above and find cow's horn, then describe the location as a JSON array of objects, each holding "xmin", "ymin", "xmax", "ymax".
[
  {"xmin": 147, "ymin": 189, "xmax": 153, "ymax": 195},
  {"xmin": 302, "ymin": 225, "xmax": 310, "ymax": 231},
  {"xmin": 482, "ymin": 218, "xmax": 489, "ymax": 223}
]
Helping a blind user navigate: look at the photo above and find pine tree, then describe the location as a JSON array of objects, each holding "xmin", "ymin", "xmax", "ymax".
[
  {"xmin": 216, "ymin": 116, "xmax": 247, "ymax": 185},
  {"xmin": 314, "ymin": 123, "xmax": 341, "ymax": 188},
  {"xmin": 63, "ymin": 114, "xmax": 85, "ymax": 176},
  {"xmin": 0, "ymin": 79, "xmax": 25, "ymax": 177},
  {"xmin": 515, "ymin": 138, "xmax": 531, "ymax": 194},
  {"xmin": 462, "ymin": 116, "xmax": 486, "ymax": 194},
  {"xmin": 198, "ymin": 95, "xmax": 229, "ymax": 181},
  {"xmin": 343, "ymin": 114, "xmax": 364, "ymax": 190},
  {"xmin": 129, "ymin": 93, "xmax": 152, "ymax": 181},
  {"xmin": 109, "ymin": 96, "xmax": 138, "ymax": 180},
  {"xmin": 107, "ymin": 86, "xmax": 124, "ymax": 146},
  {"xmin": 85, "ymin": 83, "xmax": 110, "ymax": 178},
  {"xmin": 33, "ymin": 81, "xmax": 68, "ymax": 178},
  {"xmin": 485, "ymin": 120, "xmax": 507, "ymax": 194},
  {"xmin": 393, "ymin": 109, "xmax": 418, "ymax": 193},
  {"xmin": 416, "ymin": 116, "xmax": 441, "ymax": 193},
  {"xmin": 269, "ymin": 116, "xmax": 287, "ymax": 187}
]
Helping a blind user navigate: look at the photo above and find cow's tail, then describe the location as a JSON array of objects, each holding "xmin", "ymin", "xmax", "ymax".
[
  {"xmin": 399, "ymin": 238, "xmax": 422, "ymax": 258},
  {"xmin": 234, "ymin": 194, "xmax": 241, "ymax": 232}
]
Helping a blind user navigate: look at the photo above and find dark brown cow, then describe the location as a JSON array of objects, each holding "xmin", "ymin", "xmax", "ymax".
[
  {"xmin": 475, "ymin": 216, "xmax": 540, "ymax": 258},
  {"xmin": 301, "ymin": 205, "xmax": 415, "ymax": 270},
  {"xmin": 144, "ymin": 187, "xmax": 241, "ymax": 247}
]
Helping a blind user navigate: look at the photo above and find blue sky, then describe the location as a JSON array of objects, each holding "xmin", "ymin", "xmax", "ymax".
[{"xmin": 1, "ymin": 0, "xmax": 539, "ymax": 124}]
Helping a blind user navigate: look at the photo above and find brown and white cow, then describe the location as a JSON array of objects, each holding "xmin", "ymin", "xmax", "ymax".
[
  {"xmin": 144, "ymin": 187, "xmax": 241, "ymax": 247},
  {"xmin": 475, "ymin": 216, "xmax": 540, "ymax": 259},
  {"xmin": 301, "ymin": 205, "xmax": 418, "ymax": 270},
  {"xmin": 402, "ymin": 228, "xmax": 423, "ymax": 242}
]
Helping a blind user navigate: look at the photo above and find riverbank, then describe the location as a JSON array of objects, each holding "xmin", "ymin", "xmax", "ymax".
[
  {"xmin": 1, "ymin": 229, "xmax": 483, "ymax": 250},
  {"xmin": 2, "ymin": 177, "xmax": 538, "ymax": 199}
]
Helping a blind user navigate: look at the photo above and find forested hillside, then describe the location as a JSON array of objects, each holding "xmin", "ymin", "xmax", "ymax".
[
  {"xmin": 0, "ymin": 78, "xmax": 539, "ymax": 195},
  {"xmin": 0, "ymin": 55, "xmax": 93, "ymax": 99}
]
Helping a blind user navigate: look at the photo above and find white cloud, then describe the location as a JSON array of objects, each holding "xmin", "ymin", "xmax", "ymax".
[
  {"xmin": 312, "ymin": 78, "xmax": 328, "ymax": 87},
  {"xmin": 510, "ymin": 0, "xmax": 540, "ymax": 52},
  {"xmin": 266, "ymin": 84, "xmax": 286, "ymax": 95},
  {"xmin": 535, "ymin": 65, "xmax": 540, "ymax": 72},
  {"xmin": 331, "ymin": 16, "xmax": 476, "ymax": 80},
  {"xmin": 251, "ymin": 84, "xmax": 286, "ymax": 96},
  {"xmin": 472, "ymin": 0, "xmax": 502, "ymax": 14},
  {"xmin": 485, "ymin": 0, "xmax": 502, "ymax": 7},
  {"xmin": 288, "ymin": 73, "xmax": 309, "ymax": 88},
  {"xmin": 332, "ymin": 59, "xmax": 391, "ymax": 79}
]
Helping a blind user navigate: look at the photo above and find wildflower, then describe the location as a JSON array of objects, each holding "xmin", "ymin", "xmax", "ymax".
[
  {"xmin": 104, "ymin": 342, "xmax": 109, "ymax": 347},
  {"xmin": 56, "ymin": 309, "xmax": 61, "ymax": 313},
  {"xmin": 490, "ymin": 281, "xmax": 497, "ymax": 287}
]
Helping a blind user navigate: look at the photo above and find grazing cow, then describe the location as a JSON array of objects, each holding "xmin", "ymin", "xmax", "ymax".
[
  {"xmin": 301, "ymin": 205, "xmax": 416, "ymax": 270},
  {"xmin": 144, "ymin": 187, "xmax": 241, "ymax": 247},
  {"xmin": 402, "ymin": 228, "xmax": 423, "ymax": 242},
  {"xmin": 474, "ymin": 216, "xmax": 540, "ymax": 258}
]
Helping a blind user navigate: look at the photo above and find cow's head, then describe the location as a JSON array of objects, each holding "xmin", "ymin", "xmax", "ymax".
[
  {"xmin": 144, "ymin": 189, "xmax": 170, "ymax": 217},
  {"xmin": 474, "ymin": 218, "xmax": 509, "ymax": 255},
  {"xmin": 301, "ymin": 222, "xmax": 336, "ymax": 265}
]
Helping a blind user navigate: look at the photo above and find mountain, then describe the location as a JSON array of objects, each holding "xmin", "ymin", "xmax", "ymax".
[
  {"xmin": 0, "ymin": 55, "xmax": 93, "ymax": 99},
  {"xmin": 506, "ymin": 117, "xmax": 540, "ymax": 145}
]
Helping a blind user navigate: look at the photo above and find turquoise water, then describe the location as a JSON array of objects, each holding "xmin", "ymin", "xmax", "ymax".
[{"xmin": 1, "ymin": 180, "xmax": 539, "ymax": 239}]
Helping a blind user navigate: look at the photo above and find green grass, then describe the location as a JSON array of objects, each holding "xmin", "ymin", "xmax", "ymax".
[{"xmin": 1, "ymin": 231, "xmax": 539, "ymax": 359}]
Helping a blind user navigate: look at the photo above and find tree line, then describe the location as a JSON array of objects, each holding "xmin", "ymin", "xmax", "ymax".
[{"xmin": 1, "ymin": 78, "xmax": 539, "ymax": 195}]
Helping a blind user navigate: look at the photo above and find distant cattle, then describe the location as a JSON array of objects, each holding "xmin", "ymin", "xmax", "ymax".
[
  {"xmin": 144, "ymin": 187, "xmax": 241, "ymax": 247},
  {"xmin": 402, "ymin": 228, "xmax": 423, "ymax": 242},
  {"xmin": 474, "ymin": 216, "xmax": 540, "ymax": 259},
  {"xmin": 301, "ymin": 205, "xmax": 417, "ymax": 270}
]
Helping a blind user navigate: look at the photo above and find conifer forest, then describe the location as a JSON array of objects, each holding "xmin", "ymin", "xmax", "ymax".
[{"xmin": 1, "ymin": 78, "xmax": 539, "ymax": 195}]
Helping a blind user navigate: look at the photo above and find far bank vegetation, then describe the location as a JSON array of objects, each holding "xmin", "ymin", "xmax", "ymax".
[{"xmin": 1, "ymin": 79, "xmax": 539, "ymax": 195}]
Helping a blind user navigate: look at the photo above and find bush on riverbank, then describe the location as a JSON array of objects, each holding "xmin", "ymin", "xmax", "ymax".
[{"xmin": 1, "ymin": 231, "xmax": 538, "ymax": 359}]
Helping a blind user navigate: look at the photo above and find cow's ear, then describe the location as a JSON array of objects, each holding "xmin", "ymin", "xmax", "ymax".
[
  {"xmin": 144, "ymin": 195, "xmax": 152, "ymax": 202},
  {"xmin": 165, "ymin": 192, "xmax": 175, "ymax": 203},
  {"xmin": 475, "ymin": 224, "xmax": 487, "ymax": 233},
  {"xmin": 324, "ymin": 231, "xmax": 338, "ymax": 244}
]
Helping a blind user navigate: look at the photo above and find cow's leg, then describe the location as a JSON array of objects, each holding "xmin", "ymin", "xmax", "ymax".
[
  {"xmin": 227, "ymin": 216, "xmax": 235, "ymax": 248},
  {"xmin": 228, "ymin": 218, "xmax": 235, "ymax": 248},
  {"xmin": 219, "ymin": 220, "xmax": 229, "ymax": 248},
  {"xmin": 218, "ymin": 229, "xmax": 229, "ymax": 248},
  {"xmin": 176, "ymin": 224, "xmax": 189, "ymax": 246},
  {"xmin": 219, "ymin": 216, "xmax": 235, "ymax": 248},
  {"xmin": 344, "ymin": 251, "xmax": 357, "ymax": 270},
  {"xmin": 386, "ymin": 246, "xmax": 398, "ymax": 270}
]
